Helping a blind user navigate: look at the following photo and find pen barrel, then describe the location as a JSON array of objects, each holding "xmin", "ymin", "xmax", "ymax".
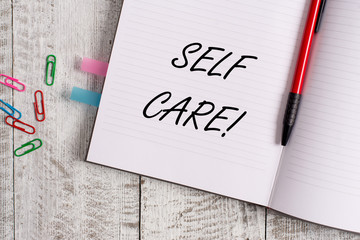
[
  {"xmin": 291, "ymin": 0, "xmax": 322, "ymax": 94},
  {"xmin": 283, "ymin": 93, "xmax": 301, "ymax": 126}
]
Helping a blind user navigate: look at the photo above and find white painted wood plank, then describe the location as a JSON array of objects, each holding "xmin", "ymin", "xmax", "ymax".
[
  {"xmin": 6, "ymin": 0, "xmax": 360, "ymax": 239},
  {"xmin": 141, "ymin": 177, "xmax": 265, "ymax": 240},
  {"xmin": 0, "ymin": 1, "xmax": 14, "ymax": 240},
  {"xmin": 11, "ymin": 0, "xmax": 139, "ymax": 239},
  {"xmin": 267, "ymin": 210, "xmax": 360, "ymax": 240}
]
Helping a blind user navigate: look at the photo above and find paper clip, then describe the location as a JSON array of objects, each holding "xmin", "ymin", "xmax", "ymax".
[
  {"xmin": 0, "ymin": 99, "xmax": 22, "ymax": 119},
  {"xmin": 5, "ymin": 115, "xmax": 36, "ymax": 134},
  {"xmin": 34, "ymin": 90, "xmax": 45, "ymax": 121},
  {"xmin": 0, "ymin": 74, "xmax": 26, "ymax": 92},
  {"xmin": 14, "ymin": 139, "xmax": 43, "ymax": 157},
  {"xmin": 45, "ymin": 55, "xmax": 56, "ymax": 86}
]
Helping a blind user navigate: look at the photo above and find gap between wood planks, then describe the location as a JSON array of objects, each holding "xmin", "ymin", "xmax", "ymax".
[
  {"xmin": 139, "ymin": 175, "xmax": 142, "ymax": 240},
  {"xmin": 11, "ymin": 0, "xmax": 16, "ymax": 239}
]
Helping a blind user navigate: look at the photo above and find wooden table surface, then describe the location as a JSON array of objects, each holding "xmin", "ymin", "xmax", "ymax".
[{"xmin": 1, "ymin": 1, "xmax": 360, "ymax": 239}]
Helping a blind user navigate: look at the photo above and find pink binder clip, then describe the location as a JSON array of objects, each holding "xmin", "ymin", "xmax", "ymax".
[
  {"xmin": 34, "ymin": 90, "xmax": 45, "ymax": 122},
  {"xmin": 0, "ymin": 74, "xmax": 26, "ymax": 92}
]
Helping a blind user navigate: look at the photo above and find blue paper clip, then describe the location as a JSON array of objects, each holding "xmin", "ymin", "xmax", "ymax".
[
  {"xmin": 14, "ymin": 139, "xmax": 43, "ymax": 157},
  {"xmin": 0, "ymin": 99, "xmax": 22, "ymax": 119}
]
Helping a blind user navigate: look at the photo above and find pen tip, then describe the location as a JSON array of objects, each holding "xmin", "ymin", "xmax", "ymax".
[{"xmin": 281, "ymin": 124, "xmax": 293, "ymax": 146}]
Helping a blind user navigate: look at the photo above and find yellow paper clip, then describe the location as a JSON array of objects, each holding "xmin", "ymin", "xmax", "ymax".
[
  {"xmin": 14, "ymin": 139, "xmax": 43, "ymax": 157},
  {"xmin": 45, "ymin": 55, "xmax": 56, "ymax": 86}
]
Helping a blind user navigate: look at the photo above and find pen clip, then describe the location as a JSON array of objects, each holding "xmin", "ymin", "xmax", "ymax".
[{"xmin": 315, "ymin": 0, "xmax": 327, "ymax": 33}]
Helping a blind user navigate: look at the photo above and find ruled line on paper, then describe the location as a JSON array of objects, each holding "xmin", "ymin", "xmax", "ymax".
[
  {"xmin": 105, "ymin": 87, "xmax": 280, "ymax": 125},
  {"xmin": 112, "ymin": 40, "xmax": 294, "ymax": 89},
  {"xmin": 285, "ymin": 175, "xmax": 360, "ymax": 197},
  {"xmin": 125, "ymin": 15, "xmax": 301, "ymax": 64},
  {"xmin": 107, "ymin": 62, "xmax": 285, "ymax": 109},
  {"xmin": 100, "ymin": 119, "xmax": 268, "ymax": 169},
  {"xmin": 133, "ymin": 0, "xmax": 303, "ymax": 43},
  {"xmin": 104, "ymin": 103, "xmax": 275, "ymax": 144},
  {"xmin": 103, "ymin": 99, "xmax": 275, "ymax": 141},
  {"xmin": 104, "ymin": 107, "xmax": 277, "ymax": 144},
  {"xmin": 300, "ymin": 105, "xmax": 360, "ymax": 122},
  {"xmin": 185, "ymin": 0, "xmax": 305, "ymax": 25},
  {"xmin": 294, "ymin": 118, "xmax": 360, "ymax": 136},
  {"xmin": 120, "ymin": 28, "xmax": 296, "ymax": 77},
  {"xmin": 295, "ymin": 127, "xmax": 360, "ymax": 145},
  {"xmin": 298, "ymin": 112, "xmax": 360, "ymax": 130},
  {"xmin": 288, "ymin": 153, "xmax": 360, "ymax": 175},
  {"xmin": 103, "ymin": 97, "xmax": 275, "ymax": 147},
  {"xmin": 100, "ymin": 125, "xmax": 266, "ymax": 171},
  {"xmin": 111, "ymin": 55, "xmax": 291, "ymax": 105},
  {"xmin": 289, "ymin": 145, "xmax": 360, "ymax": 170},
  {"xmin": 307, "ymin": 81, "xmax": 360, "ymax": 97},
  {"xmin": 292, "ymin": 134, "xmax": 360, "ymax": 153},
  {"xmin": 300, "ymin": 98, "xmax": 360, "ymax": 113},
  {"xmin": 105, "ymin": 95, "xmax": 279, "ymax": 136},
  {"xmin": 315, "ymin": 48, "xmax": 360, "ymax": 59},
  {"xmin": 288, "ymin": 160, "xmax": 360, "ymax": 184},
  {"xmin": 287, "ymin": 169, "xmax": 360, "ymax": 193}
]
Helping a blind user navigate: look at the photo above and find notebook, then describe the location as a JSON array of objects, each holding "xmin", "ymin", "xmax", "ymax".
[{"xmin": 86, "ymin": 0, "xmax": 360, "ymax": 233}]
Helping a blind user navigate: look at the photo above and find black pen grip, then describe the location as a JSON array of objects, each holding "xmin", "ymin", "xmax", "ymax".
[
  {"xmin": 282, "ymin": 93, "xmax": 302, "ymax": 146},
  {"xmin": 283, "ymin": 93, "xmax": 301, "ymax": 126}
]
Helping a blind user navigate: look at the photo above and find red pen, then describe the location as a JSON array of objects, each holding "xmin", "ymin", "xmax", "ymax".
[{"xmin": 281, "ymin": 0, "xmax": 327, "ymax": 146}]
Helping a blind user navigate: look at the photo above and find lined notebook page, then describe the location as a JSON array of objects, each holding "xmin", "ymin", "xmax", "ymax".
[
  {"xmin": 270, "ymin": 0, "xmax": 360, "ymax": 232},
  {"xmin": 87, "ymin": 0, "xmax": 308, "ymax": 206}
]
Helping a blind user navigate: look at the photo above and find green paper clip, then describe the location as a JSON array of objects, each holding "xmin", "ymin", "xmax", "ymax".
[
  {"xmin": 14, "ymin": 138, "xmax": 43, "ymax": 157},
  {"xmin": 45, "ymin": 55, "xmax": 56, "ymax": 86}
]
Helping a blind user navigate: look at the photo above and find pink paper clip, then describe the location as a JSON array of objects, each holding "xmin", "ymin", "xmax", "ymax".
[
  {"xmin": 5, "ymin": 115, "xmax": 36, "ymax": 134},
  {"xmin": 0, "ymin": 74, "xmax": 26, "ymax": 92},
  {"xmin": 34, "ymin": 90, "xmax": 45, "ymax": 122}
]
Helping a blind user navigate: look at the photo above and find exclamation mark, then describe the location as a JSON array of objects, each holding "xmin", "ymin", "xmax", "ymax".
[{"xmin": 221, "ymin": 111, "xmax": 247, "ymax": 137}]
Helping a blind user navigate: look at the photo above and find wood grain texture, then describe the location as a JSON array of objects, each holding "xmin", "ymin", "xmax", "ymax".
[
  {"xmin": 267, "ymin": 210, "xmax": 360, "ymax": 240},
  {"xmin": 0, "ymin": 1, "xmax": 14, "ymax": 240},
  {"xmin": 141, "ymin": 177, "xmax": 265, "ymax": 240},
  {"xmin": 3, "ymin": 0, "xmax": 360, "ymax": 239},
  {"xmin": 11, "ymin": 0, "xmax": 139, "ymax": 239}
]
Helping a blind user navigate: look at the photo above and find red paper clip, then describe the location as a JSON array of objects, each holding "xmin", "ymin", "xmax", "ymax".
[
  {"xmin": 34, "ymin": 90, "xmax": 45, "ymax": 122},
  {"xmin": 0, "ymin": 74, "xmax": 26, "ymax": 92},
  {"xmin": 5, "ymin": 115, "xmax": 36, "ymax": 134}
]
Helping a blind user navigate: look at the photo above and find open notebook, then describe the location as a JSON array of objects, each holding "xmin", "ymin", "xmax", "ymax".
[{"xmin": 87, "ymin": 0, "xmax": 360, "ymax": 233}]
